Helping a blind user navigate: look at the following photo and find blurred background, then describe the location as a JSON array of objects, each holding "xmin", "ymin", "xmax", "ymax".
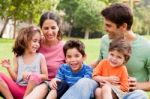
[{"xmin": 0, "ymin": 0, "xmax": 149, "ymax": 39}]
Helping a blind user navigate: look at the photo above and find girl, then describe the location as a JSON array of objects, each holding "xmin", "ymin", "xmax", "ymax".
[
  {"xmin": 24, "ymin": 12, "xmax": 65, "ymax": 99},
  {"xmin": 0, "ymin": 26, "xmax": 48, "ymax": 99}
]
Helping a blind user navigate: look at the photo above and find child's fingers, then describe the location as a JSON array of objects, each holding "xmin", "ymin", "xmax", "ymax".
[{"xmin": 50, "ymin": 80, "xmax": 57, "ymax": 90}]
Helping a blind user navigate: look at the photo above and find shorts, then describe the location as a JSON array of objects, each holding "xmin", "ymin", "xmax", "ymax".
[{"xmin": 44, "ymin": 80, "xmax": 69, "ymax": 99}]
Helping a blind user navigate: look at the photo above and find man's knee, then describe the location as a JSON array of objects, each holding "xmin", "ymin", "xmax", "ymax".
[{"xmin": 123, "ymin": 90, "xmax": 148, "ymax": 99}]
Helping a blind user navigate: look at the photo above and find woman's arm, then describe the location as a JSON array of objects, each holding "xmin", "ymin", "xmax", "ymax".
[{"xmin": 40, "ymin": 55, "xmax": 48, "ymax": 80}]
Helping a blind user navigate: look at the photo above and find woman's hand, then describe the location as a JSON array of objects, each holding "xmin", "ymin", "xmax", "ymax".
[
  {"xmin": 1, "ymin": 59, "xmax": 11, "ymax": 69},
  {"xmin": 128, "ymin": 77, "xmax": 137, "ymax": 91}
]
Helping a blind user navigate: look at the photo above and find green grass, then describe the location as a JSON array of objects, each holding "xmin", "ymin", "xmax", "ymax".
[
  {"xmin": 0, "ymin": 35, "xmax": 150, "ymax": 98},
  {"xmin": 0, "ymin": 38, "xmax": 14, "ymax": 74}
]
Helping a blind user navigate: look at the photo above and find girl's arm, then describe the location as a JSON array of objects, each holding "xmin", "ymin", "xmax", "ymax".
[
  {"xmin": 1, "ymin": 56, "xmax": 18, "ymax": 81},
  {"xmin": 8, "ymin": 56, "xmax": 18, "ymax": 80},
  {"xmin": 40, "ymin": 55, "xmax": 48, "ymax": 81}
]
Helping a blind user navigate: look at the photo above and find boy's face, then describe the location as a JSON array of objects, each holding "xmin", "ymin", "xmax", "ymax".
[
  {"xmin": 65, "ymin": 48, "xmax": 86, "ymax": 72},
  {"xmin": 108, "ymin": 50, "xmax": 125, "ymax": 67},
  {"xmin": 104, "ymin": 18, "xmax": 126, "ymax": 40}
]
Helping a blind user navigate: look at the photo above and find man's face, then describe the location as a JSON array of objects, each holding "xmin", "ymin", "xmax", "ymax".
[{"xmin": 104, "ymin": 18, "xmax": 125, "ymax": 40}]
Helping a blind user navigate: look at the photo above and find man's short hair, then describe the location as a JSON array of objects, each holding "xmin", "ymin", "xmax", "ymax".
[{"xmin": 101, "ymin": 3, "xmax": 133, "ymax": 30}]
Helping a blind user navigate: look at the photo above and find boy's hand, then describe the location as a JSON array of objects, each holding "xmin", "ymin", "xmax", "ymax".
[
  {"xmin": 100, "ymin": 80, "xmax": 110, "ymax": 86},
  {"xmin": 23, "ymin": 71, "xmax": 31, "ymax": 81},
  {"xmin": 50, "ymin": 78, "xmax": 61, "ymax": 90},
  {"xmin": 108, "ymin": 76, "xmax": 120, "ymax": 85},
  {"xmin": 1, "ymin": 59, "xmax": 11, "ymax": 69}
]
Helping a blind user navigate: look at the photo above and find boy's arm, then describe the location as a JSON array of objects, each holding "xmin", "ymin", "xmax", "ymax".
[
  {"xmin": 119, "ymin": 67, "xmax": 129, "ymax": 92},
  {"xmin": 84, "ymin": 66, "xmax": 92, "ymax": 78}
]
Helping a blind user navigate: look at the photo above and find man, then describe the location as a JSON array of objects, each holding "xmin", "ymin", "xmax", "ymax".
[{"xmin": 61, "ymin": 3, "xmax": 149, "ymax": 99}]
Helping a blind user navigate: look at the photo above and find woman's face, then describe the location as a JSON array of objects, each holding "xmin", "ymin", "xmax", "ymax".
[{"xmin": 41, "ymin": 19, "xmax": 59, "ymax": 42}]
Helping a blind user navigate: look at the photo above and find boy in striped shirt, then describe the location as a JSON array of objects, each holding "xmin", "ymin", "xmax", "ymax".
[{"xmin": 46, "ymin": 39, "xmax": 92, "ymax": 99}]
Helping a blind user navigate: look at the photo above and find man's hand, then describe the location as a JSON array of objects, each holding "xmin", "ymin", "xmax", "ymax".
[{"xmin": 128, "ymin": 77, "xmax": 137, "ymax": 91}]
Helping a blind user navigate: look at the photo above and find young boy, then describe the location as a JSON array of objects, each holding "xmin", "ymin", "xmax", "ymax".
[
  {"xmin": 46, "ymin": 39, "xmax": 92, "ymax": 99},
  {"xmin": 92, "ymin": 39, "xmax": 131, "ymax": 99}
]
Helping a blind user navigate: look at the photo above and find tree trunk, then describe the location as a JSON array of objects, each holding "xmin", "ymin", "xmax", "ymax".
[
  {"xmin": 13, "ymin": 19, "xmax": 17, "ymax": 39},
  {"xmin": 67, "ymin": 21, "xmax": 73, "ymax": 37},
  {"xmin": 84, "ymin": 28, "xmax": 89, "ymax": 39},
  {"xmin": 67, "ymin": 25, "xmax": 72, "ymax": 37},
  {"xmin": 0, "ymin": 17, "xmax": 9, "ymax": 38}
]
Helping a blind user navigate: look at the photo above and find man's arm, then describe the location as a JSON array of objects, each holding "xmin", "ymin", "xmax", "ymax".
[
  {"xmin": 128, "ymin": 77, "xmax": 150, "ymax": 91},
  {"xmin": 90, "ymin": 59, "xmax": 100, "ymax": 68}
]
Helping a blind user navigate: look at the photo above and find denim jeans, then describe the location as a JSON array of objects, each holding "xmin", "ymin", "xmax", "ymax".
[
  {"xmin": 61, "ymin": 78, "xmax": 98, "ymax": 99},
  {"xmin": 123, "ymin": 90, "xmax": 148, "ymax": 99},
  {"xmin": 61, "ymin": 78, "xmax": 148, "ymax": 99}
]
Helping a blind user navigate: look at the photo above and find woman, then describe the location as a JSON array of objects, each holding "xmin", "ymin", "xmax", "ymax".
[{"xmin": 24, "ymin": 12, "xmax": 65, "ymax": 99}]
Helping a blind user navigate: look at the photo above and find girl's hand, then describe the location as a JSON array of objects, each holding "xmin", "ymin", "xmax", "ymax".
[
  {"xmin": 23, "ymin": 71, "xmax": 31, "ymax": 81},
  {"xmin": 108, "ymin": 76, "xmax": 120, "ymax": 85},
  {"xmin": 49, "ymin": 78, "xmax": 61, "ymax": 90},
  {"xmin": 1, "ymin": 59, "xmax": 11, "ymax": 69}
]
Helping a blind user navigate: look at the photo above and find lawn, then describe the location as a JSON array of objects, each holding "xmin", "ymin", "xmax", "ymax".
[{"xmin": 0, "ymin": 36, "xmax": 150, "ymax": 98}]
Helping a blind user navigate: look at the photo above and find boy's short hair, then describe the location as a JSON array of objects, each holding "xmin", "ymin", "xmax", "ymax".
[
  {"xmin": 109, "ymin": 38, "xmax": 131, "ymax": 63},
  {"xmin": 101, "ymin": 3, "xmax": 133, "ymax": 30},
  {"xmin": 63, "ymin": 39, "xmax": 85, "ymax": 57}
]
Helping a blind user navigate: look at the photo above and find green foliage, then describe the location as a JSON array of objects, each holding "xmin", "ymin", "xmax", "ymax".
[
  {"xmin": 133, "ymin": 5, "xmax": 150, "ymax": 35},
  {"xmin": 0, "ymin": 0, "xmax": 59, "ymax": 23},
  {"xmin": 97, "ymin": 0, "xmax": 120, "ymax": 4},
  {"xmin": 57, "ymin": 0, "xmax": 80, "ymax": 23},
  {"xmin": 73, "ymin": 0, "xmax": 105, "ymax": 38},
  {"xmin": 0, "ymin": 0, "xmax": 11, "ymax": 18}
]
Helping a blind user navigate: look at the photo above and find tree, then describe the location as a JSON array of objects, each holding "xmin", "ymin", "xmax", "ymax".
[
  {"xmin": 73, "ymin": 0, "xmax": 105, "ymax": 39},
  {"xmin": 133, "ymin": 6, "xmax": 150, "ymax": 35},
  {"xmin": 57, "ymin": 0, "xmax": 81, "ymax": 37},
  {"xmin": 0, "ymin": 0, "xmax": 58, "ymax": 38},
  {"xmin": 0, "ymin": 0, "xmax": 12, "ymax": 38}
]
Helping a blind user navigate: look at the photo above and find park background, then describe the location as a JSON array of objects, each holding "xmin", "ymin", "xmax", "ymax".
[{"xmin": 0, "ymin": 0, "xmax": 150, "ymax": 98}]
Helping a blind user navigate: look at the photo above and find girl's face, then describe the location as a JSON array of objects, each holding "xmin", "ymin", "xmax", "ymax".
[
  {"xmin": 41, "ymin": 19, "xmax": 59, "ymax": 42},
  {"xmin": 108, "ymin": 50, "xmax": 125, "ymax": 67},
  {"xmin": 65, "ymin": 48, "xmax": 86, "ymax": 72},
  {"xmin": 27, "ymin": 32, "xmax": 41, "ymax": 53}
]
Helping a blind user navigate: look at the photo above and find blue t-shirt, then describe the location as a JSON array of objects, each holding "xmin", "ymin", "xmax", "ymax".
[{"xmin": 55, "ymin": 63, "xmax": 92, "ymax": 86}]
